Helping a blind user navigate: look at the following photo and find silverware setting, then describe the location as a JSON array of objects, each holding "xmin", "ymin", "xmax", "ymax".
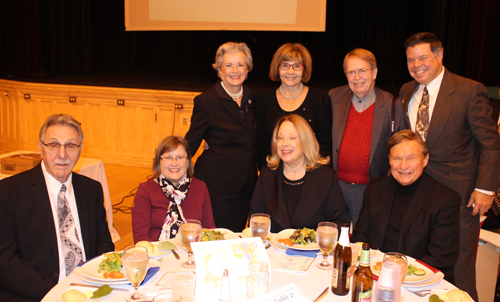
[
  {"xmin": 171, "ymin": 249, "xmax": 180, "ymax": 260},
  {"xmin": 312, "ymin": 286, "xmax": 329, "ymax": 302},
  {"xmin": 69, "ymin": 283, "xmax": 129, "ymax": 292},
  {"xmin": 405, "ymin": 288, "xmax": 432, "ymax": 297}
]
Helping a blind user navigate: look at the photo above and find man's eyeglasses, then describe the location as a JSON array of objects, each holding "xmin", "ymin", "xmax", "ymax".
[
  {"xmin": 161, "ymin": 156, "xmax": 188, "ymax": 163},
  {"xmin": 346, "ymin": 68, "xmax": 372, "ymax": 78},
  {"xmin": 279, "ymin": 63, "xmax": 304, "ymax": 71},
  {"xmin": 41, "ymin": 142, "xmax": 81, "ymax": 152}
]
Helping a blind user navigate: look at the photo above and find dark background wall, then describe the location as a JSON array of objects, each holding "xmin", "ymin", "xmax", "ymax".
[{"xmin": 0, "ymin": 0, "xmax": 499, "ymax": 94}]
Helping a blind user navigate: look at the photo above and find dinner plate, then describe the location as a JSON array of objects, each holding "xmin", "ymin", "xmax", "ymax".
[
  {"xmin": 403, "ymin": 271, "xmax": 445, "ymax": 288},
  {"xmin": 275, "ymin": 229, "xmax": 319, "ymax": 251},
  {"xmin": 371, "ymin": 255, "xmax": 434, "ymax": 284},
  {"xmin": 175, "ymin": 228, "xmax": 239, "ymax": 249},
  {"xmin": 74, "ymin": 268, "xmax": 130, "ymax": 285},
  {"xmin": 79, "ymin": 253, "xmax": 127, "ymax": 282},
  {"xmin": 57, "ymin": 286, "xmax": 104, "ymax": 302}
]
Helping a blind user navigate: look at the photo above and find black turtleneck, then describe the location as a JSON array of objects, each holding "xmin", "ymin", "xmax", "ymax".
[{"xmin": 381, "ymin": 175, "xmax": 423, "ymax": 253}]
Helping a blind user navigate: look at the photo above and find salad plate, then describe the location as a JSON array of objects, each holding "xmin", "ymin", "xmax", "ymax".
[
  {"xmin": 150, "ymin": 241, "xmax": 175, "ymax": 258},
  {"xmin": 74, "ymin": 268, "xmax": 130, "ymax": 285},
  {"xmin": 79, "ymin": 253, "xmax": 127, "ymax": 282},
  {"xmin": 175, "ymin": 228, "xmax": 239, "ymax": 249},
  {"xmin": 57, "ymin": 286, "xmax": 105, "ymax": 302},
  {"xmin": 275, "ymin": 229, "xmax": 319, "ymax": 250},
  {"xmin": 371, "ymin": 255, "xmax": 434, "ymax": 284}
]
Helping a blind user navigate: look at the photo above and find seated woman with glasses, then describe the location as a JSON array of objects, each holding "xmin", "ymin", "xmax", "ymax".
[
  {"xmin": 255, "ymin": 43, "xmax": 332, "ymax": 171},
  {"xmin": 249, "ymin": 114, "xmax": 345, "ymax": 233},
  {"xmin": 132, "ymin": 136, "xmax": 215, "ymax": 243}
]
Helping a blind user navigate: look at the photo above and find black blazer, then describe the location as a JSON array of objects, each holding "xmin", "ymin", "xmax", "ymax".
[
  {"xmin": 330, "ymin": 86, "xmax": 405, "ymax": 179},
  {"xmin": 0, "ymin": 164, "xmax": 114, "ymax": 302},
  {"xmin": 351, "ymin": 172, "xmax": 460, "ymax": 283},
  {"xmin": 249, "ymin": 163, "xmax": 346, "ymax": 233},
  {"xmin": 185, "ymin": 82, "xmax": 257, "ymax": 196}
]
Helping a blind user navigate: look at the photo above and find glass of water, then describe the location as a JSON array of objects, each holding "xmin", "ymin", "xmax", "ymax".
[
  {"xmin": 246, "ymin": 261, "xmax": 270, "ymax": 300},
  {"xmin": 249, "ymin": 213, "xmax": 271, "ymax": 243},
  {"xmin": 316, "ymin": 222, "xmax": 338, "ymax": 270}
]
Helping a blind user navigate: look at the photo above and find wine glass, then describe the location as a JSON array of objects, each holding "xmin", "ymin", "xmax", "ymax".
[
  {"xmin": 180, "ymin": 219, "xmax": 202, "ymax": 269},
  {"xmin": 249, "ymin": 213, "xmax": 271, "ymax": 243},
  {"xmin": 316, "ymin": 222, "xmax": 338, "ymax": 270},
  {"xmin": 383, "ymin": 252, "xmax": 408, "ymax": 283},
  {"xmin": 123, "ymin": 245, "xmax": 150, "ymax": 302}
]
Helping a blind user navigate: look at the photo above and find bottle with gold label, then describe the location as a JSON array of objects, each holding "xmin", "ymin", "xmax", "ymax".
[
  {"xmin": 331, "ymin": 223, "xmax": 352, "ymax": 296},
  {"xmin": 352, "ymin": 243, "xmax": 373, "ymax": 302}
]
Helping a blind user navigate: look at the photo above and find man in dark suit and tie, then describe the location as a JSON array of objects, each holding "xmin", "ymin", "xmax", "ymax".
[
  {"xmin": 329, "ymin": 48, "xmax": 404, "ymax": 227},
  {"xmin": 352, "ymin": 129, "xmax": 460, "ymax": 283},
  {"xmin": 0, "ymin": 114, "xmax": 114, "ymax": 302},
  {"xmin": 400, "ymin": 32, "xmax": 500, "ymax": 300}
]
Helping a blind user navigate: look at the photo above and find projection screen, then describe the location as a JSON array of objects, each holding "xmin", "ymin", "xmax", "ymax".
[{"xmin": 125, "ymin": 0, "xmax": 327, "ymax": 32}]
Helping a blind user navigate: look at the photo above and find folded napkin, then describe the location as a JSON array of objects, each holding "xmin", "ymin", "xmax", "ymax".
[
  {"xmin": 415, "ymin": 259, "xmax": 441, "ymax": 274},
  {"xmin": 138, "ymin": 267, "xmax": 160, "ymax": 285},
  {"xmin": 286, "ymin": 248, "xmax": 318, "ymax": 257}
]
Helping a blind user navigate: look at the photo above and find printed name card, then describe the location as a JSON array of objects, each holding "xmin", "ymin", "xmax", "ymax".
[{"xmin": 255, "ymin": 283, "xmax": 306, "ymax": 302}]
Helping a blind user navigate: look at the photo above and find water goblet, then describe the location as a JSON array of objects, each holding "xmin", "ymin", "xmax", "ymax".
[
  {"xmin": 249, "ymin": 213, "xmax": 271, "ymax": 243},
  {"xmin": 180, "ymin": 219, "xmax": 202, "ymax": 269},
  {"xmin": 383, "ymin": 252, "xmax": 408, "ymax": 283},
  {"xmin": 123, "ymin": 245, "xmax": 150, "ymax": 302},
  {"xmin": 315, "ymin": 222, "xmax": 338, "ymax": 270}
]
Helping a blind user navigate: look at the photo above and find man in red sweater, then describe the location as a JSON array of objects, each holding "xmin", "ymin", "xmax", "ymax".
[{"xmin": 329, "ymin": 48, "xmax": 404, "ymax": 227}]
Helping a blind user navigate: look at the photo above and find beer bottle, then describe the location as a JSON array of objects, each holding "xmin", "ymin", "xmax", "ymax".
[
  {"xmin": 352, "ymin": 243, "xmax": 373, "ymax": 302},
  {"xmin": 332, "ymin": 223, "xmax": 352, "ymax": 296}
]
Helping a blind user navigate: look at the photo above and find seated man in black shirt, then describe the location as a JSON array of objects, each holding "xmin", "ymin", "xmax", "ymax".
[{"xmin": 351, "ymin": 129, "xmax": 460, "ymax": 283}]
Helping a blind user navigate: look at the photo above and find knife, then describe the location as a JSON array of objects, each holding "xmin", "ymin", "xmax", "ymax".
[
  {"xmin": 69, "ymin": 283, "xmax": 129, "ymax": 292},
  {"xmin": 171, "ymin": 249, "xmax": 180, "ymax": 260},
  {"xmin": 312, "ymin": 287, "xmax": 329, "ymax": 302}
]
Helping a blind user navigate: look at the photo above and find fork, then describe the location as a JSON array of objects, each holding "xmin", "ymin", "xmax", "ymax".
[{"xmin": 405, "ymin": 289, "xmax": 431, "ymax": 297}]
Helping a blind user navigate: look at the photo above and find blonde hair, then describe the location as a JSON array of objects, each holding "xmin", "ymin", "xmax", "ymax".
[
  {"xmin": 267, "ymin": 114, "xmax": 329, "ymax": 171},
  {"xmin": 269, "ymin": 43, "xmax": 312, "ymax": 83}
]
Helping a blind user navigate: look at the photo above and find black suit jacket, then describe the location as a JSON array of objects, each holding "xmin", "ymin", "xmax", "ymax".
[
  {"xmin": 330, "ymin": 86, "xmax": 405, "ymax": 180},
  {"xmin": 185, "ymin": 82, "xmax": 257, "ymax": 196},
  {"xmin": 0, "ymin": 164, "xmax": 114, "ymax": 302},
  {"xmin": 249, "ymin": 164, "xmax": 346, "ymax": 233},
  {"xmin": 400, "ymin": 69, "xmax": 500, "ymax": 204},
  {"xmin": 351, "ymin": 172, "xmax": 460, "ymax": 283}
]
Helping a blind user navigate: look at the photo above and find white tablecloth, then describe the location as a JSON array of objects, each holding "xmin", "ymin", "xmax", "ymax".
[
  {"xmin": 0, "ymin": 151, "xmax": 119, "ymax": 243},
  {"xmin": 41, "ymin": 240, "xmax": 455, "ymax": 302}
]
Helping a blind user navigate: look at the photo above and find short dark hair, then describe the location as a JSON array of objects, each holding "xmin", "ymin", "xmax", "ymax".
[
  {"xmin": 152, "ymin": 136, "xmax": 194, "ymax": 178},
  {"xmin": 404, "ymin": 32, "xmax": 443, "ymax": 54},
  {"xmin": 387, "ymin": 130, "xmax": 429, "ymax": 157}
]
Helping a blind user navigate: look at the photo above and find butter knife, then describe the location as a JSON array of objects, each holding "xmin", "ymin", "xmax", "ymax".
[
  {"xmin": 69, "ymin": 283, "xmax": 129, "ymax": 292},
  {"xmin": 312, "ymin": 287, "xmax": 329, "ymax": 302},
  {"xmin": 171, "ymin": 249, "xmax": 180, "ymax": 260}
]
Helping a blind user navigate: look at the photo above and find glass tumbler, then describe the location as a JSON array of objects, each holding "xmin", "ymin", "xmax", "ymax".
[{"xmin": 246, "ymin": 261, "xmax": 270, "ymax": 300}]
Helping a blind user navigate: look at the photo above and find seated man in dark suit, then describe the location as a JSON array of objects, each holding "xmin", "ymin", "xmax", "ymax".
[
  {"xmin": 0, "ymin": 114, "xmax": 114, "ymax": 302},
  {"xmin": 351, "ymin": 129, "xmax": 460, "ymax": 283}
]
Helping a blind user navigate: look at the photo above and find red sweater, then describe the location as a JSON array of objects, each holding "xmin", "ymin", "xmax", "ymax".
[{"xmin": 337, "ymin": 103, "xmax": 374, "ymax": 184}]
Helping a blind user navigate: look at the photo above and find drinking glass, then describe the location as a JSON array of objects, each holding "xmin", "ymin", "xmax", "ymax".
[
  {"xmin": 249, "ymin": 213, "xmax": 271, "ymax": 243},
  {"xmin": 315, "ymin": 222, "xmax": 338, "ymax": 270},
  {"xmin": 382, "ymin": 252, "xmax": 408, "ymax": 283},
  {"xmin": 180, "ymin": 219, "xmax": 202, "ymax": 269},
  {"xmin": 246, "ymin": 261, "xmax": 270, "ymax": 300},
  {"xmin": 123, "ymin": 245, "xmax": 150, "ymax": 302},
  {"xmin": 171, "ymin": 271, "xmax": 196, "ymax": 302}
]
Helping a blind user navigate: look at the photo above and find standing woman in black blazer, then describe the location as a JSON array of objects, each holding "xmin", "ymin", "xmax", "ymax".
[
  {"xmin": 255, "ymin": 43, "xmax": 332, "ymax": 171},
  {"xmin": 185, "ymin": 42, "xmax": 257, "ymax": 232}
]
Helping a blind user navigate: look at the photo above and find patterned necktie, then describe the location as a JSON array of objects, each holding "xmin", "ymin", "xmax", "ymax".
[
  {"xmin": 415, "ymin": 86, "xmax": 430, "ymax": 141},
  {"xmin": 57, "ymin": 184, "xmax": 84, "ymax": 276},
  {"xmin": 492, "ymin": 192, "xmax": 500, "ymax": 216}
]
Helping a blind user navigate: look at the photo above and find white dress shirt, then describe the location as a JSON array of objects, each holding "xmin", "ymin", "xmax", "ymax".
[{"xmin": 41, "ymin": 161, "xmax": 86, "ymax": 281}]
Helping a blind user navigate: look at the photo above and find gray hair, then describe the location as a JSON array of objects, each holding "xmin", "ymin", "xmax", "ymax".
[
  {"xmin": 39, "ymin": 114, "xmax": 83, "ymax": 143},
  {"xmin": 212, "ymin": 42, "xmax": 253, "ymax": 72}
]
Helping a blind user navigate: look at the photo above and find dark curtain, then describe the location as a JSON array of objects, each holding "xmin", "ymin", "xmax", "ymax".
[{"xmin": 0, "ymin": 0, "xmax": 497, "ymax": 86}]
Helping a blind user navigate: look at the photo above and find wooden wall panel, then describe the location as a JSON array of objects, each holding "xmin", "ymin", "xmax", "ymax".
[{"xmin": 0, "ymin": 79, "xmax": 199, "ymax": 167}]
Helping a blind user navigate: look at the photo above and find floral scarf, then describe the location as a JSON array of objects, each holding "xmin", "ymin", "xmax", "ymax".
[{"xmin": 157, "ymin": 174, "xmax": 190, "ymax": 240}]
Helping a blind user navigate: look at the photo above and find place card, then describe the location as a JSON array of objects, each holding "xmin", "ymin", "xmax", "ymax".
[
  {"xmin": 272, "ymin": 256, "xmax": 315, "ymax": 273},
  {"xmin": 254, "ymin": 283, "xmax": 305, "ymax": 302},
  {"xmin": 191, "ymin": 237, "xmax": 270, "ymax": 302}
]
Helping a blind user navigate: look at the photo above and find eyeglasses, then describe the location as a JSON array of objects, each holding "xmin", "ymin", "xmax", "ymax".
[
  {"xmin": 279, "ymin": 63, "xmax": 304, "ymax": 71},
  {"xmin": 346, "ymin": 68, "xmax": 372, "ymax": 78},
  {"xmin": 161, "ymin": 156, "xmax": 188, "ymax": 163},
  {"xmin": 274, "ymin": 136, "xmax": 300, "ymax": 143},
  {"xmin": 41, "ymin": 142, "xmax": 81, "ymax": 152}
]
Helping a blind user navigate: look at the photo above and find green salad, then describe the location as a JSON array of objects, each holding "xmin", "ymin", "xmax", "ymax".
[
  {"xmin": 289, "ymin": 228, "xmax": 316, "ymax": 245},
  {"xmin": 201, "ymin": 229, "xmax": 225, "ymax": 241},
  {"xmin": 97, "ymin": 252, "xmax": 123, "ymax": 273}
]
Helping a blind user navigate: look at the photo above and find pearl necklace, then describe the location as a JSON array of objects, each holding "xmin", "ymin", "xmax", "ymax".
[
  {"xmin": 279, "ymin": 83, "xmax": 304, "ymax": 100},
  {"xmin": 221, "ymin": 82, "xmax": 243, "ymax": 99}
]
